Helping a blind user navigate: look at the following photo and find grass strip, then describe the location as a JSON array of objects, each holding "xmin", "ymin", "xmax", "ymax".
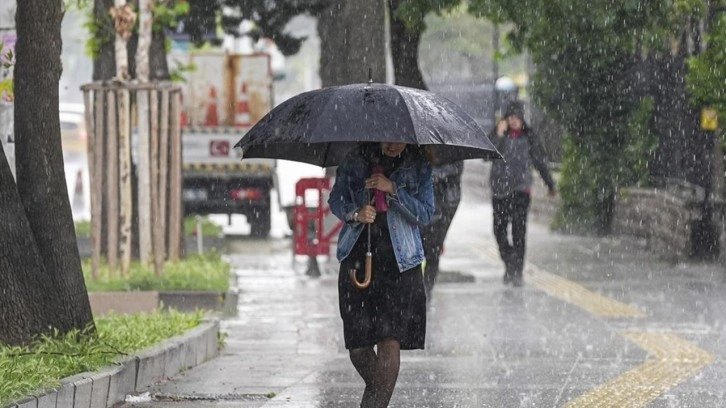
[
  {"xmin": 83, "ymin": 252, "xmax": 231, "ymax": 292},
  {"xmin": 0, "ymin": 309, "xmax": 204, "ymax": 406}
]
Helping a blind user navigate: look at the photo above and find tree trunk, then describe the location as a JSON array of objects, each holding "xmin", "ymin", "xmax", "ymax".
[
  {"xmin": 6, "ymin": 0, "xmax": 94, "ymax": 344},
  {"xmin": 93, "ymin": 0, "xmax": 116, "ymax": 80},
  {"xmin": 317, "ymin": 0, "xmax": 386, "ymax": 177},
  {"xmin": 111, "ymin": 0, "xmax": 134, "ymax": 273},
  {"xmin": 113, "ymin": 0, "xmax": 131, "ymax": 80},
  {"xmin": 318, "ymin": 0, "xmax": 386, "ymax": 86},
  {"xmin": 135, "ymin": 0, "xmax": 152, "ymax": 263},
  {"xmin": 128, "ymin": 31, "xmax": 172, "ymax": 81},
  {"xmin": 0, "ymin": 144, "xmax": 67, "ymax": 345},
  {"xmin": 388, "ymin": 0, "xmax": 426, "ymax": 90}
]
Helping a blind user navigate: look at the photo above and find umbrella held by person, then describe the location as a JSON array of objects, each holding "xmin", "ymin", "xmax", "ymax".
[{"xmin": 236, "ymin": 81, "xmax": 500, "ymax": 408}]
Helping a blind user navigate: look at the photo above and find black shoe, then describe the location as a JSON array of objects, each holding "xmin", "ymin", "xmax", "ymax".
[{"xmin": 512, "ymin": 275, "xmax": 524, "ymax": 287}]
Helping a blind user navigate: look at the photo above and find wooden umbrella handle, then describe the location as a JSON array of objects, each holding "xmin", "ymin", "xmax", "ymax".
[{"xmin": 350, "ymin": 252, "xmax": 373, "ymax": 289}]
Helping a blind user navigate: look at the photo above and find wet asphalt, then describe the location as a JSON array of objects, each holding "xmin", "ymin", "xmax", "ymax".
[{"xmin": 121, "ymin": 161, "xmax": 726, "ymax": 407}]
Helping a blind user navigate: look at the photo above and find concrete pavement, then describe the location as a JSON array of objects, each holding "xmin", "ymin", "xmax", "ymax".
[{"xmin": 122, "ymin": 162, "xmax": 726, "ymax": 407}]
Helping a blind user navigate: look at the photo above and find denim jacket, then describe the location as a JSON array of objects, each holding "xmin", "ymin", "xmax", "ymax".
[{"xmin": 329, "ymin": 145, "xmax": 435, "ymax": 273}]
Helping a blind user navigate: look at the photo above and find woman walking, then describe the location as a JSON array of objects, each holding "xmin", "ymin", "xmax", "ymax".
[
  {"xmin": 489, "ymin": 100, "xmax": 556, "ymax": 286},
  {"xmin": 329, "ymin": 142, "xmax": 434, "ymax": 408}
]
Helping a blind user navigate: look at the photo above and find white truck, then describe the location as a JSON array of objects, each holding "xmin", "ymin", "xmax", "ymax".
[{"xmin": 178, "ymin": 52, "xmax": 276, "ymax": 237}]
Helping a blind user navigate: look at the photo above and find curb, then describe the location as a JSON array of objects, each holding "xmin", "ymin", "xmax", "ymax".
[
  {"xmin": 88, "ymin": 291, "xmax": 237, "ymax": 316},
  {"xmin": 5, "ymin": 320, "xmax": 219, "ymax": 408}
]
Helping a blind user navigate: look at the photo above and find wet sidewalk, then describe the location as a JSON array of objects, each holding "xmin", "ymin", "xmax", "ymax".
[{"xmin": 124, "ymin": 180, "xmax": 726, "ymax": 407}]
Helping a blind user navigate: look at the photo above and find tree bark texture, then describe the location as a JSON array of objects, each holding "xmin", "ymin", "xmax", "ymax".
[
  {"xmin": 388, "ymin": 0, "xmax": 426, "ymax": 90},
  {"xmin": 9, "ymin": 0, "xmax": 94, "ymax": 343},
  {"xmin": 318, "ymin": 0, "xmax": 387, "ymax": 86},
  {"xmin": 93, "ymin": 0, "xmax": 116, "ymax": 80},
  {"xmin": 113, "ymin": 0, "xmax": 132, "ymax": 80},
  {"xmin": 135, "ymin": 0, "xmax": 152, "ymax": 263},
  {"xmin": 0, "ymin": 144, "xmax": 66, "ymax": 345},
  {"xmin": 128, "ymin": 32, "xmax": 172, "ymax": 81}
]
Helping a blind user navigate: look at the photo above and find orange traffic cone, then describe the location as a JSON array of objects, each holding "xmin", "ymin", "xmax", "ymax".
[
  {"xmin": 235, "ymin": 82, "xmax": 251, "ymax": 127},
  {"xmin": 204, "ymin": 86, "xmax": 219, "ymax": 127}
]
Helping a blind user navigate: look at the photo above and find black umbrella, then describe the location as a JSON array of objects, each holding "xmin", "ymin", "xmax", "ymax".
[
  {"xmin": 236, "ymin": 82, "xmax": 501, "ymax": 289},
  {"xmin": 234, "ymin": 82, "xmax": 502, "ymax": 166}
]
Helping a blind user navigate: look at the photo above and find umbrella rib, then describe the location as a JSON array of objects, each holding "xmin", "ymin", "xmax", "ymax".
[{"xmin": 395, "ymin": 88, "xmax": 421, "ymax": 145}]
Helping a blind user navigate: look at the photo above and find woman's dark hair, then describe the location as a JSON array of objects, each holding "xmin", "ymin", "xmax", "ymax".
[{"xmin": 361, "ymin": 142, "xmax": 428, "ymax": 165}]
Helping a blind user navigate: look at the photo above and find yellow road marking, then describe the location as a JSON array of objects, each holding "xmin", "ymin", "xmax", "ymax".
[
  {"xmin": 564, "ymin": 332, "xmax": 714, "ymax": 407},
  {"xmin": 477, "ymin": 240, "xmax": 643, "ymax": 318},
  {"xmin": 477, "ymin": 238, "xmax": 715, "ymax": 405},
  {"xmin": 526, "ymin": 264, "xmax": 644, "ymax": 318}
]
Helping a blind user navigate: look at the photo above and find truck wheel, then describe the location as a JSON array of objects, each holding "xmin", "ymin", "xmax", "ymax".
[{"xmin": 250, "ymin": 207, "xmax": 271, "ymax": 238}]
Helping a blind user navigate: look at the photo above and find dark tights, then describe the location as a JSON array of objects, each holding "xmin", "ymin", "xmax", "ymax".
[
  {"xmin": 349, "ymin": 337, "xmax": 401, "ymax": 408},
  {"xmin": 492, "ymin": 191, "xmax": 531, "ymax": 276}
]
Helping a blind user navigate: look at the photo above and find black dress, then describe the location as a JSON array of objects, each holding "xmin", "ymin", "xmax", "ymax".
[{"xmin": 338, "ymin": 203, "xmax": 427, "ymax": 350}]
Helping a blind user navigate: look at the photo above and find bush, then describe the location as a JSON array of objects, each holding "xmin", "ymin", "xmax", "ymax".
[
  {"xmin": 74, "ymin": 219, "xmax": 91, "ymax": 238},
  {"xmin": 0, "ymin": 310, "xmax": 204, "ymax": 406},
  {"xmin": 184, "ymin": 215, "xmax": 224, "ymax": 237},
  {"xmin": 83, "ymin": 252, "xmax": 231, "ymax": 292}
]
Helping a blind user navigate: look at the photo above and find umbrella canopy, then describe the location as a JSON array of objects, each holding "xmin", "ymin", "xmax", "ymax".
[{"xmin": 235, "ymin": 82, "xmax": 502, "ymax": 166}]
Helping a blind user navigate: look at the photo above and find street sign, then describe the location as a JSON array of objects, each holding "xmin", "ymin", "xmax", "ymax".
[
  {"xmin": 209, "ymin": 140, "xmax": 230, "ymax": 157},
  {"xmin": 701, "ymin": 108, "xmax": 719, "ymax": 131}
]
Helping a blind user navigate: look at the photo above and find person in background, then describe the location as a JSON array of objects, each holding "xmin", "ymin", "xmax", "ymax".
[
  {"xmin": 329, "ymin": 142, "xmax": 434, "ymax": 408},
  {"xmin": 421, "ymin": 161, "xmax": 464, "ymax": 301},
  {"xmin": 489, "ymin": 100, "xmax": 556, "ymax": 287}
]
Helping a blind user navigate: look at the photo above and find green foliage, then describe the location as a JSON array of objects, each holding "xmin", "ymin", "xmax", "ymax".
[
  {"xmin": 0, "ymin": 41, "xmax": 15, "ymax": 100},
  {"xmin": 468, "ymin": 0, "xmax": 673, "ymax": 233},
  {"xmin": 553, "ymin": 98, "xmax": 657, "ymax": 234},
  {"xmin": 83, "ymin": 253, "xmax": 231, "ymax": 292},
  {"xmin": 74, "ymin": 219, "xmax": 91, "ymax": 238},
  {"xmin": 619, "ymin": 97, "xmax": 658, "ymax": 187},
  {"xmin": 81, "ymin": 0, "xmax": 190, "ymax": 59},
  {"xmin": 0, "ymin": 309, "xmax": 203, "ymax": 406},
  {"xmin": 184, "ymin": 215, "xmax": 224, "ymax": 237},
  {"xmin": 65, "ymin": 0, "xmax": 91, "ymax": 11},
  {"xmin": 169, "ymin": 60, "xmax": 197, "ymax": 83},
  {"xmin": 552, "ymin": 135, "xmax": 604, "ymax": 234},
  {"xmin": 687, "ymin": 12, "xmax": 726, "ymax": 116},
  {"xmin": 153, "ymin": 0, "xmax": 190, "ymax": 33},
  {"xmin": 218, "ymin": 0, "xmax": 327, "ymax": 56},
  {"xmin": 82, "ymin": 5, "xmax": 114, "ymax": 59},
  {"xmin": 394, "ymin": 0, "xmax": 463, "ymax": 32}
]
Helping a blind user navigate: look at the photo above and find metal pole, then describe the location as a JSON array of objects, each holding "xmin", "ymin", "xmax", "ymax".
[{"xmin": 196, "ymin": 215, "xmax": 203, "ymax": 255}]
